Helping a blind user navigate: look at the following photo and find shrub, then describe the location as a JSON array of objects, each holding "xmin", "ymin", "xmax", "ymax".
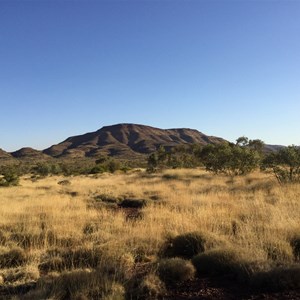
[
  {"xmin": 119, "ymin": 199, "xmax": 147, "ymax": 209},
  {"xmin": 262, "ymin": 146, "xmax": 300, "ymax": 184},
  {"xmin": 161, "ymin": 232, "xmax": 206, "ymax": 259},
  {"xmin": 0, "ymin": 171, "xmax": 20, "ymax": 187},
  {"xmin": 198, "ymin": 141, "xmax": 261, "ymax": 176},
  {"xmin": 192, "ymin": 248, "xmax": 253, "ymax": 281},
  {"xmin": 90, "ymin": 165, "xmax": 107, "ymax": 174},
  {"xmin": 139, "ymin": 274, "xmax": 165, "ymax": 299},
  {"xmin": 250, "ymin": 265, "xmax": 300, "ymax": 292},
  {"xmin": 126, "ymin": 273, "xmax": 165, "ymax": 300},
  {"xmin": 157, "ymin": 258, "xmax": 195, "ymax": 286},
  {"xmin": 0, "ymin": 247, "xmax": 27, "ymax": 268}
]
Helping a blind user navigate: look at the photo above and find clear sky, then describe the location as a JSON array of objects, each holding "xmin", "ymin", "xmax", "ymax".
[{"xmin": 1, "ymin": 0, "xmax": 300, "ymax": 151}]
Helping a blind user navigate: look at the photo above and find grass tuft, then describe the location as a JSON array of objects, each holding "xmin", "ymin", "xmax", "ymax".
[
  {"xmin": 157, "ymin": 257, "xmax": 195, "ymax": 286},
  {"xmin": 0, "ymin": 247, "xmax": 27, "ymax": 268}
]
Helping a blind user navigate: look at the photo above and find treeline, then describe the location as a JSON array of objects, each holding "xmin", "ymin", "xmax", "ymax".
[
  {"xmin": 0, "ymin": 156, "xmax": 129, "ymax": 187},
  {"xmin": 1, "ymin": 138, "xmax": 300, "ymax": 186},
  {"xmin": 147, "ymin": 137, "xmax": 300, "ymax": 184}
]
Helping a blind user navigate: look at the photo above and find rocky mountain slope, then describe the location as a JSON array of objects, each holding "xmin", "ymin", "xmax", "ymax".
[
  {"xmin": 42, "ymin": 123, "xmax": 225, "ymax": 159},
  {"xmin": 1, "ymin": 124, "xmax": 286, "ymax": 161}
]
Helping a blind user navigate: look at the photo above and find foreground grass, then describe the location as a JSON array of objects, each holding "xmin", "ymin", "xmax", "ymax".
[{"xmin": 0, "ymin": 169, "xmax": 299, "ymax": 299}]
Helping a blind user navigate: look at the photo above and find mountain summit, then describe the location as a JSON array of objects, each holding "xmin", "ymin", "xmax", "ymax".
[{"xmin": 43, "ymin": 123, "xmax": 225, "ymax": 159}]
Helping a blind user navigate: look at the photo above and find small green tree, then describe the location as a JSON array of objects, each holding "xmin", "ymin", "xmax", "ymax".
[
  {"xmin": 147, "ymin": 153, "xmax": 159, "ymax": 172},
  {"xmin": 198, "ymin": 139, "xmax": 261, "ymax": 176},
  {"xmin": 0, "ymin": 170, "xmax": 20, "ymax": 187},
  {"xmin": 32, "ymin": 163, "xmax": 50, "ymax": 177},
  {"xmin": 262, "ymin": 146, "xmax": 300, "ymax": 184}
]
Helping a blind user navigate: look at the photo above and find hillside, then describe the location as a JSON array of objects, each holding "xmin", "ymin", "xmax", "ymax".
[
  {"xmin": 43, "ymin": 123, "xmax": 225, "ymax": 159},
  {"xmin": 0, "ymin": 148, "xmax": 13, "ymax": 160},
  {"xmin": 11, "ymin": 147, "xmax": 50, "ymax": 160},
  {"xmin": 0, "ymin": 124, "xmax": 287, "ymax": 162}
]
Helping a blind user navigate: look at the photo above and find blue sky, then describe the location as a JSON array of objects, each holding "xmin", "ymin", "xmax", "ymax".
[{"xmin": 0, "ymin": 0, "xmax": 299, "ymax": 151}]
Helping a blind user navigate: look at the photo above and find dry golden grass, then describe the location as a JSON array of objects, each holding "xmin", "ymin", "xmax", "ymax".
[{"xmin": 0, "ymin": 169, "xmax": 299, "ymax": 299}]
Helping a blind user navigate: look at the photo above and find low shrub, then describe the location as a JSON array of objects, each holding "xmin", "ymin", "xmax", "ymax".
[
  {"xmin": 119, "ymin": 199, "xmax": 147, "ymax": 209},
  {"xmin": 250, "ymin": 265, "xmax": 300, "ymax": 292},
  {"xmin": 126, "ymin": 273, "xmax": 165, "ymax": 300},
  {"xmin": 192, "ymin": 248, "xmax": 255, "ymax": 281},
  {"xmin": 0, "ymin": 171, "xmax": 19, "ymax": 187},
  {"xmin": 161, "ymin": 232, "xmax": 206, "ymax": 259},
  {"xmin": 157, "ymin": 258, "xmax": 195, "ymax": 286}
]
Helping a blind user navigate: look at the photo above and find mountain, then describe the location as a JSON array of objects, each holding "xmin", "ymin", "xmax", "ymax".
[
  {"xmin": 0, "ymin": 148, "xmax": 13, "ymax": 160},
  {"xmin": 43, "ymin": 123, "xmax": 225, "ymax": 159},
  {"xmin": 11, "ymin": 147, "xmax": 50, "ymax": 160},
  {"xmin": 264, "ymin": 144, "xmax": 285, "ymax": 153}
]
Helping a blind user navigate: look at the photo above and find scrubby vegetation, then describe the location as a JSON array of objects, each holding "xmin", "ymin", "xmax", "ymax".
[{"xmin": 0, "ymin": 168, "xmax": 299, "ymax": 299}]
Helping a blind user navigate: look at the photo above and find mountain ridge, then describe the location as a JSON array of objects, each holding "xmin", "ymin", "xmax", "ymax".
[
  {"xmin": 0, "ymin": 123, "xmax": 287, "ymax": 161},
  {"xmin": 43, "ymin": 123, "xmax": 226, "ymax": 159}
]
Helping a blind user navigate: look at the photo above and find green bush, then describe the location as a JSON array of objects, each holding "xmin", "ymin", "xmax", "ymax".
[
  {"xmin": 262, "ymin": 146, "xmax": 300, "ymax": 184},
  {"xmin": 157, "ymin": 258, "xmax": 195, "ymax": 286},
  {"xmin": 161, "ymin": 232, "xmax": 206, "ymax": 259},
  {"xmin": 198, "ymin": 139, "xmax": 261, "ymax": 176},
  {"xmin": 0, "ymin": 171, "xmax": 20, "ymax": 187},
  {"xmin": 90, "ymin": 165, "xmax": 107, "ymax": 174}
]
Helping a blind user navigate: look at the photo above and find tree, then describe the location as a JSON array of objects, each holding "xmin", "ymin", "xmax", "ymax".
[
  {"xmin": 262, "ymin": 146, "xmax": 300, "ymax": 184},
  {"xmin": 198, "ymin": 140, "xmax": 261, "ymax": 176},
  {"xmin": 0, "ymin": 170, "xmax": 19, "ymax": 187},
  {"xmin": 147, "ymin": 153, "xmax": 159, "ymax": 172}
]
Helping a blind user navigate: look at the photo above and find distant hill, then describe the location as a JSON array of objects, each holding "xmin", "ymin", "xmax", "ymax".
[
  {"xmin": 43, "ymin": 123, "xmax": 225, "ymax": 159},
  {"xmin": 0, "ymin": 124, "xmax": 288, "ymax": 162},
  {"xmin": 263, "ymin": 144, "xmax": 285, "ymax": 153},
  {"xmin": 0, "ymin": 148, "xmax": 13, "ymax": 160},
  {"xmin": 11, "ymin": 147, "xmax": 50, "ymax": 160}
]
